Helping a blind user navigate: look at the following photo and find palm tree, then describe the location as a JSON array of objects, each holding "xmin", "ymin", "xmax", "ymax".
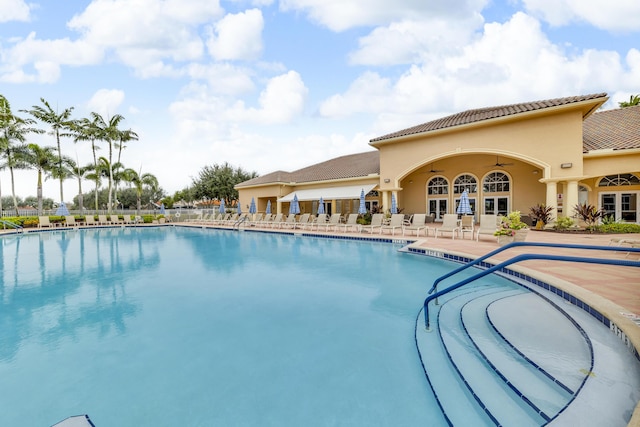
[
  {"xmin": 71, "ymin": 116, "xmax": 103, "ymax": 210},
  {"xmin": 22, "ymin": 143, "xmax": 58, "ymax": 214},
  {"xmin": 122, "ymin": 168, "xmax": 159, "ymax": 214},
  {"xmin": 619, "ymin": 94, "xmax": 640, "ymax": 108},
  {"xmin": 23, "ymin": 98, "xmax": 76, "ymax": 203},
  {"xmin": 0, "ymin": 95, "xmax": 44, "ymax": 213},
  {"xmin": 65, "ymin": 157, "xmax": 92, "ymax": 212},
  {"xmin": 91, "ymin": 113, "xmax": 137, "ymax": 213}
]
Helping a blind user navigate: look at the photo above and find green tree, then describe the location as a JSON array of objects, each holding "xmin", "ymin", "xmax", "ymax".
[
  {"xmin": 22, "ymin": 143, "xmax": 58, "ymax": 214},
  {"xmin": 65, "ymin": 157, "xmax": 92, "ymax": 211},
  {"xmin": 192, "ymin": 162, "xmax": 258, "ymax": 205},
  {"xmin": 91, "ymin": 113, "xmax": 136, "ymax": 212},
  {"xmin": 23, "ymin": 98, "xmax": 76, "ymax": 203},
  {"xmin": 619, "ymin": 94, "xmax": 640, "ymax": 108},
  {"xmin": 71, "ymin": 116, "xmax": 103, "ymax": 207},
  {"xmin": 122, "ymin": 168, "xmax": 159, "ymax": 214},
  {"xmin": 0, "ymin": 95, "xmax": 43, "ymax": 213}
]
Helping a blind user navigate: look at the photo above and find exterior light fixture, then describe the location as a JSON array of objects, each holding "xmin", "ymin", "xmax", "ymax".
[
  {"xmin": 384, "ymin": 178, "xmax": 391, "ymax": 183},
  {"xmin": 560, "ymin": 163, "xmax": 573, "ymax": 169}
]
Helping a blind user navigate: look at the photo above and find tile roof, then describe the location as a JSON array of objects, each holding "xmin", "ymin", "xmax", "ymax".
[
  {"xmin": 370, "ymin": 93, "xmax": 608, "ymax": 143},
  {"xmin": 236, "ymin": 151, "xmax": 379, "ymax": 187},
  {"xmin": 583, "ymin": 105, "xmax": 640, "ymax": 152}
]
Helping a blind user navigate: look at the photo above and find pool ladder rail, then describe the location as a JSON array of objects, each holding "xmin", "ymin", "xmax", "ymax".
[
  {"xmin": 416, "ymin": 242, "xmax": 640, "ymax": 426},
  {"xmin": 0, "ymin": 219, "xmax": 23, "ymax": 231},
  {"xmin": 424, "ymin": 242, "xmax": 640, "ymax": 330}
]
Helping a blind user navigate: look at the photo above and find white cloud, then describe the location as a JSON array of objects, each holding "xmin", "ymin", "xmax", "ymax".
[
  {"xmin": 67, "ymin": 0, "xmax": 223, "ymax": 73},
  {"xmin": 522, "ymin": 0, "xmax": 640, "ymax": 32},
  {"xmin": 87, "ymin": 89, "xmax": 126, "ymax": 118},
  {"xmin": 279, "ymin": 0, "xmax": 488, "ymax": 31},
  {"xmin": 207, "ymin": 9, "xmax": 264, "ymax": 61},
  {"xmin": 186, "ymin": 63, "xmax": 256, "ymax": 95},
  {"xmin": 320, "ymin": 12, "xmax": 640, "ymax": 133},
  {"xmin": 349, "ymin": 16, "xmax": 483, "ymax": 66},
  {"xmin": 0, "ymin": 0, "xmax": 32, "ymax": 22}
]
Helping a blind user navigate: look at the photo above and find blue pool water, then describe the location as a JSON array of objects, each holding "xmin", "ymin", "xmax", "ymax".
[{"xmin": 1, "ymin": 227, "xmax": 483, "ymax": 426}]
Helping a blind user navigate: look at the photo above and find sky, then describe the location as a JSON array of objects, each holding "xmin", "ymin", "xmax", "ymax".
[{"xmin": 1, "ymin": 0, "xmax": 639, "ymax": 203}]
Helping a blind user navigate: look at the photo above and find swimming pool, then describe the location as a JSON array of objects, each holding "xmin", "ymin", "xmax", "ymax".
[{"xmin": 0, "ymin": 227, "xmax": 637, "ymax": 426}]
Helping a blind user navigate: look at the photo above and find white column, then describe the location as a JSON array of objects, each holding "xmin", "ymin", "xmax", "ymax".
[
  {"xmin": 545, "ymin": 181, "xmax": 558, "ymax": 218},
  {"xmin": 565, "ymin": 180, "xmax": 579, "ymax": 218}
]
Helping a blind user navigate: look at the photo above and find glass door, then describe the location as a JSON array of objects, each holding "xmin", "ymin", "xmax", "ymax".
[
  {"xmin": 484, "ymin": 197, "xmax": 509, "ymax": 216},
  {"xmin": 428, "ymin": 199, "xmax": 448, "ymax": 221}
]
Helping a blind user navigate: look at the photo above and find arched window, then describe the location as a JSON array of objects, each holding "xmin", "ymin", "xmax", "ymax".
[
  {"xmin": 454, "ymin": 174, "xmax": 478, "ymax": 193},
  {"xmin": 483, "ymin": 172, "xmax": 510, "ymax": 192},
  {"xmin": 598, "ymin": 174, "xmax": 640, "ymax": 187},
  {"xmin": 427, "ymin": 177, "xmax": 449, "ymax": 195}
]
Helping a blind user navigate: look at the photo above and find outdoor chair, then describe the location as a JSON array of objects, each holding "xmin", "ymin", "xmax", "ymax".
[
  {"xmin": 458, "ymin": 215, "xmax": 475, "ymax": 239},
  {"xmin": 65, "ymin": 216, "xmax": 78, "ymax": 227},
  {"xmin": 403, "ymin": 213, "xmax": 428, "ymax": 237},
  {"xmin": 434, "ymin": 214, "xmax": 459, "ymax": 239},
  {"xmin": 316, "ymin": 213, "xmax": 341, "ymax": 232},
  {"xmin": 361, "ymin": 214, "xmax": 384, "ymax": 234},
  {"xmin": 380, "ymin": 214, "xmax": 405, "ymax": 235},
  {"xmin": 338, "ymin": 214, "xmax": 361, "ymax": 233},
  {"xmin": 475, "ymin": 214, "xmax": 498, "ymax": 241},
  {"xmin": 98, "ymin": 214, "xmax": 109, "ymax": 225},
  {"xmin": 38, "ymin": 216, "xmax": 54, "ymax": 228},
  {"xmin": 84, "ymin": 215, "xmax": 97, "ymax": 226}
]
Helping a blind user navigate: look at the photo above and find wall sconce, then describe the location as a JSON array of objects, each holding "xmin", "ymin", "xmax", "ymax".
[
  {"xmin": 560, "ymin": 163, "xmax": 572, "ymax": 169},
  {"xmin": 384, "ymin": 178, "xmax": 390, "ymax": 183},
  {"xmin": 409, "ymin": 180, "xmax": 413, "ymax": 184}
]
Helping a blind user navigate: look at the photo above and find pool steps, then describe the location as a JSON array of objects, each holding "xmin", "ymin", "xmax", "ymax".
[{"xmin": 416, "ymin": 283, "xmax": 591, "ymax": 426}]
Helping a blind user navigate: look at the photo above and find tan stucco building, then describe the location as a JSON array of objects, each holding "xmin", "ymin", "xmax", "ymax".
[{"xmin": 236, "ymin": 93, "xmax": 640, "ymax": 224}]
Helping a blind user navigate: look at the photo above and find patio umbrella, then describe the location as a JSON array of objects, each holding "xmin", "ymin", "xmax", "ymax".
[
  {"xmin": 456, "ymin": 189, "xmax": 473, "ymax": 215},
  {"xmin": 390, "ymin": 193, "xmax": 398, "ymax": 214},
  {"xmin": 317, "ymin": 197, "xmax": 325, "ymax": 214},
  {"xmin": 358, "ymin": 189, "xmax": 367, "ymax": 214},
  {"xmin": 159, "ymin": 203, "xmax": 165, "ymax": 215},
  {"xmin": 289, "ymin": 194, "xmax": 300, "ymax": 215},
  {"xmin": 266, "ymin": 200, "xmax": 272, "ymax": 214},
  {"xmin": 55, "ymin": 202, "xmax": 70, "ymax": 216},
  {"xmin": 249, "ymin": 198, "xmax": 257, "ymax": 214},
  {"xmin": 218, "ymin": 199, "xmax": 225, "ymax": 214}
]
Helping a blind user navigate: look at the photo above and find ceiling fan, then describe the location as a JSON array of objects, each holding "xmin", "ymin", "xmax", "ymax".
[
  {"xmin": 489, "ymin": 156, "xmax": 514, "ymax": 167},
  {"xmin": 426, "ymin": 163, "xmax": 444, "ymax": 173}
]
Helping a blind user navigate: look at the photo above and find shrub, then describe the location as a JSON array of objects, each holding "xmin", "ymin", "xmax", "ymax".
[
  {"xmin": 554, "ymin": 216, "xmax": 574, "ymax": 230},
  {"xmin": 573, "ymin": 203, "xmax": 606, "ymax": 231},
  {"xmin": 529, "ymin": 203, "xmax": 554, "ymax": 225},
  {"xmin": 596, "ymin": 223, "xmax": 640, "ymax": 234}
]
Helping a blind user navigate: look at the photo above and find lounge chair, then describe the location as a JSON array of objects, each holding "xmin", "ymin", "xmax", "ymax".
[
  {"xmin": 258, "ymin": 214, "xmax": 274, "ymax": 227},
  {"xmin": 249, "ymin": 213, "xmax": 264, "ymax": 226},
  {"xmin": 434, "ymin": 214, "xmax": 459, "ymax": 239},
  {"xmin": 84, "ymin": 215, "xmax": 97, "ymax": 226},
  {"xmin": 475, "ymin": 214, "xmax": 498, "ymax": 241},
  {"xmin": 403, "ymin": 213, "xmax": 428, "ymax": 237},
  {"xmin": 110, "ymin": 214, "xmax": 123, "ymax": 225},
  {"xmin": 380, "ymin": 214, "xmax": 405, "ymax": 235},
  {"xmin": 98, "ymin": 214, "xmax": 109, "ymax": 225},
  {"xmin": 65, "ymin": 216, "xmax": 78, "ymax": 227},
  {"xmin": 270, "ymin": 213, "xmax": 284, "ymax": 228},
  {"xmin": 316, "ymin": 213, "xmax": 341, "ymax": 232},
  {"xmin": 38, "ymin": 216, "xmax": 54, "ymax": 228},
  {"xmin": 312, "ymin": 214, "xmax": 328, "ymax": 230},
  {"xmin": 122, "ymin": 214, "xmax": 135, "ymax": 224},
  {"xmin": 279, "ymin": 213, "xmax": 297, "ymax": 228},
  {"xmin": 458, "ymin": 215, "xmax": 475, "ymax": 239},
  {"xmin": 361, "ymin": 214, "xmax": 384, "ymax": 234},
  {"xmin": 338, "ymin": 214, "xmax": 361, "ymax": 233},
  {"xmin": 294, "ymin": 213, "xmax": 310, "ymax": 229}
]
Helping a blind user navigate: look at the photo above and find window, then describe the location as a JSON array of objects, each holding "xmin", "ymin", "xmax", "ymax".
[
  {"xmin": 598, "ymin": 174, "xmax": 640, "ymax": 187},
  {"xmin": 483, "ymin": 172, "xmax": 510, "ymax": 193},
  {"xmin": 428, "ymin": 177, "xmax": 449, "ymax": 195},
  {"xmin": 453, "ymin": 174, "xmax": 478, "ymax": 194}
]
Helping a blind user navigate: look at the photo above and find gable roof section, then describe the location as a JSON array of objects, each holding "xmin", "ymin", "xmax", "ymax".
[
  {"xmin": 236, "ymin": 151, "xmax": 380, "ymax": 187},
  {"xmin": 370, "ymin": 93, "xmax": 608, "ymax": 144},
  {"xmin": 583, "ymin": 105, "xmax": 640, "ymax": 152}
]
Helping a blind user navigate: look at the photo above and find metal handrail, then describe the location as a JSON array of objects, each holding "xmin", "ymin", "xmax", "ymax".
[
  {"xmin": 0, "ymin": 219, "xmax": 23, "ymax": 229},
  {"xmin": 233, "ymin": 215, "xmax": 249, "ymax": 230},
  {"xmin": 423, "ymin": 243, "xmax": 640, "ymax": 330}
]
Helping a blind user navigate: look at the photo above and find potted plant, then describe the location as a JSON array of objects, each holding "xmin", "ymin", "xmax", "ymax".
[
  {"xmin": 530, "ymin": 203, "xmax": 554, "ymax": 229},
  {"xmin": 494, "ymin": 226, "xmax": 516, "ymax": 245},
  {"xmin": 495, "ymin": 211, "xmax": 529, "ymax": 243}
]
